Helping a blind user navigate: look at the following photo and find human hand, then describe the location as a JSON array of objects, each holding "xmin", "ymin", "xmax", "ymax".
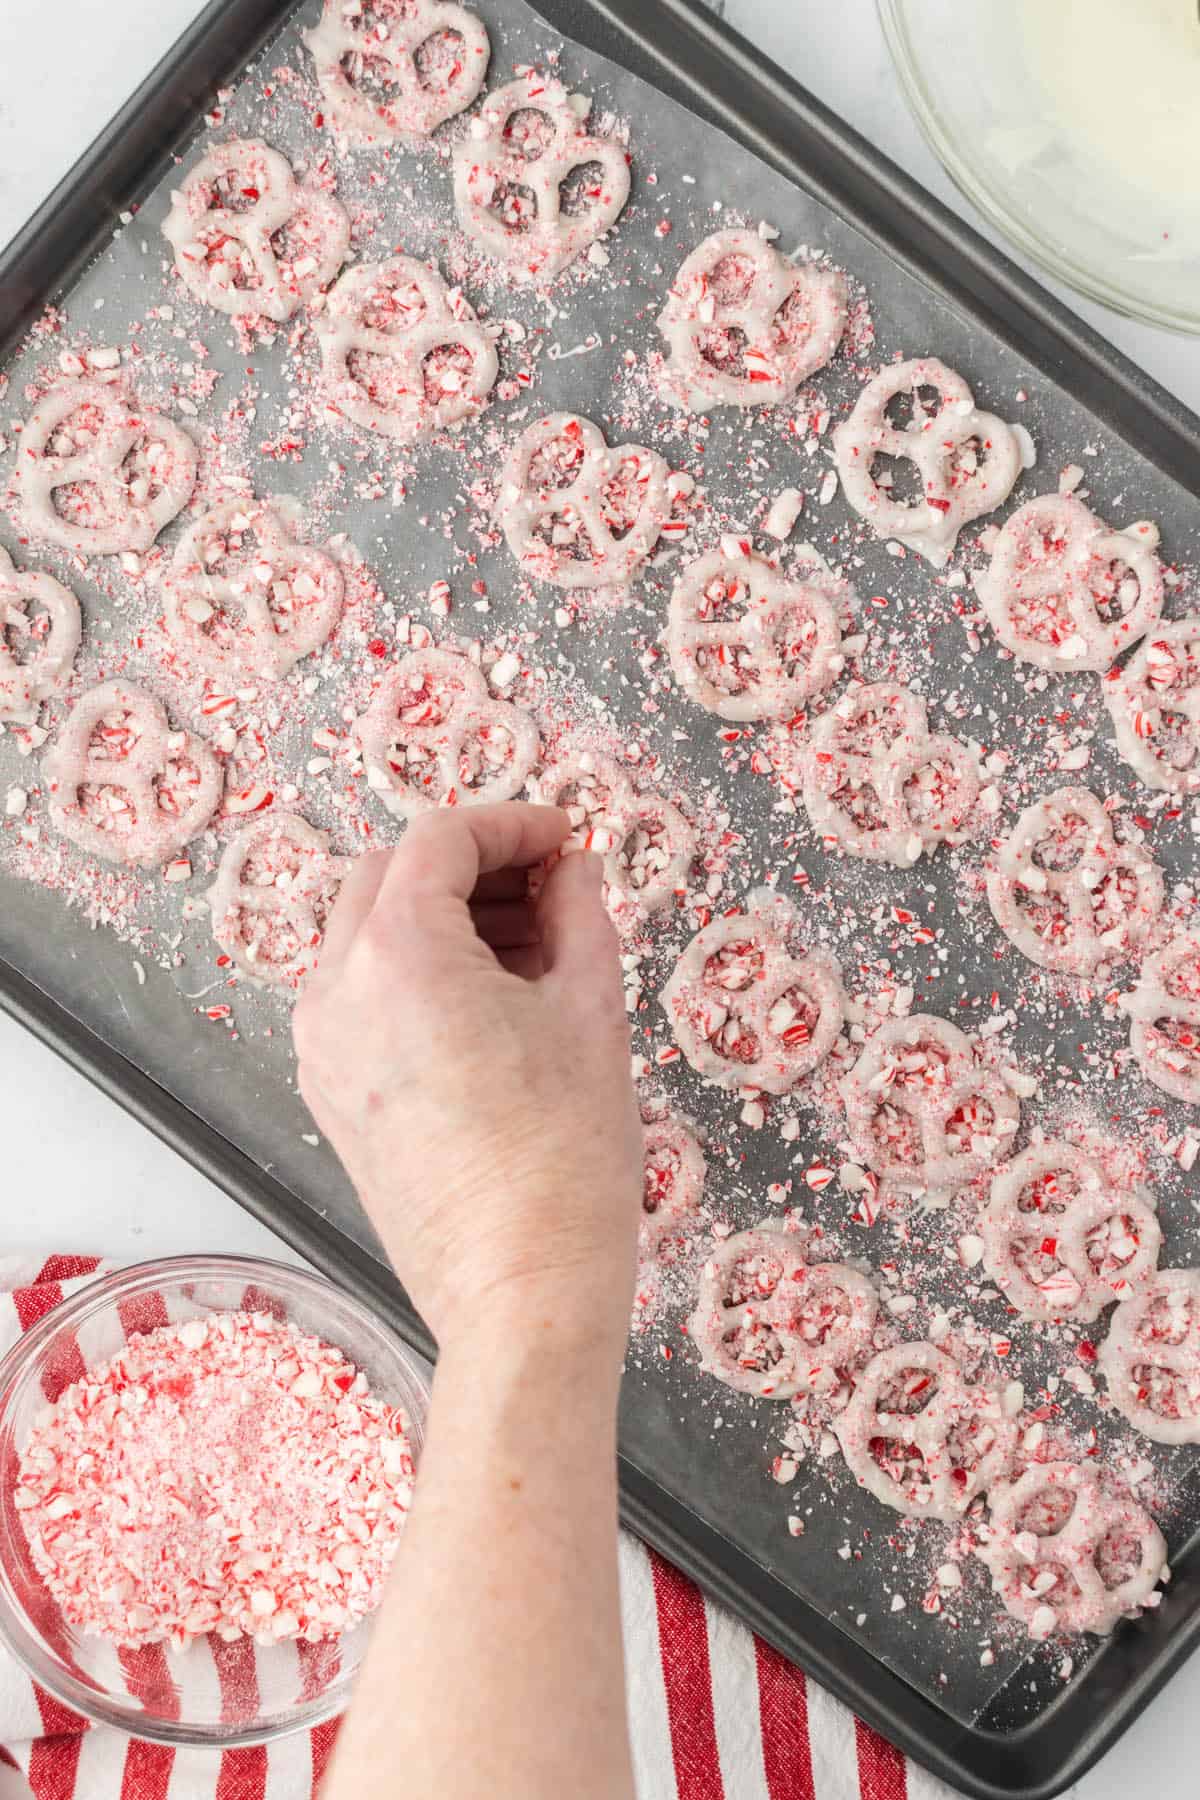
[{"xmin": 293, "ymin": 802, "xmax": 642, "ymax": 1361}]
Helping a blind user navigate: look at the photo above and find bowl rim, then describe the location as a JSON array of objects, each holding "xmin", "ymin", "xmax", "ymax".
[
  {"xmin": 0, "ymin": 1252, "xmax": 430, "ymax": 1748},
  {"xmin": 876, "ymin": 0, "xmax": 1200, "ymax": 337}
]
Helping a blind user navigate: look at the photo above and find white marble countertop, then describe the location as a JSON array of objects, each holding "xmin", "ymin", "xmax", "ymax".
[{"xmin": 0, "ymin": 1, "xmax": 1197, "ymax": 1793}]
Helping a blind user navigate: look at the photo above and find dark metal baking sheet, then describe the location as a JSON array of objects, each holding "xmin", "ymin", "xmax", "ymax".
[{"xmin": 2, "ymin": 0, "xmax": 1200, "ymax": 1794}]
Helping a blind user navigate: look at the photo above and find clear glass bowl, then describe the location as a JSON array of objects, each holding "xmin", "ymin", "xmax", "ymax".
[
  {"xmin": 878, "ymin": 0, "xmax": 1200, "ymax": 335},
  {"xmin": 0, "ymin": 1255, "xmax": 430, "ymax": 1748}
]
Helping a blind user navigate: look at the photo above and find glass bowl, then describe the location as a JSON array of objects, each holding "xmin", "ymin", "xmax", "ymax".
[
  {"xmin": 878, "ymin": 0, "xmax": 1200, "ymax": 335},
  {"xmin": 0, "ymin": 1255, "xmax": 430, "ymax": 1748}
]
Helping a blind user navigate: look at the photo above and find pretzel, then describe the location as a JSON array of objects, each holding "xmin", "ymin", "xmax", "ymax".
[
  {"xmin": 656, "ymin": 228, "xmax": 847, "ymax": 412},
  {"xmin": 303, "ymin": 0, "xmax": 489, "ymax": 144},
  {"xmin": 833, "ymin": 1342, "xmax": 1016, "ymax": 1520},
  {"xmin": 666, "ymin": 547, "xmax": 845, "ymax": 722},
  {"xmin": 0, "ymin": 548, "xmax": 80, "ymax": 723},
  {"xmin": 208, "ymin": 811, "xmax": 350, "ymax": 989},
  {"xmin": 43, "ymin": 681, "xmax": 223, "ymax": 867},
  {"xmin": 660, "ymin": 887, "xmax": 844, "ymax": 1096},
  {"xmin": 640, "ymin": 1114, "xmax": 705, "ymax": 1262},
  {"xmin": 498, "ymin": 413, "xmax": 671, "ymax": 589},
  {"xmin": 163, "ymin": 497, "xmax": 344, "ymax": 682},
  {"xmin": 1105, "ymin": 619, "xmax": 1200, "ymax": 794},
  {"xmin": 316, "ymin": 256, "xmax": 498, "ymax": 442},
  {"xmin": 832, "ymin": 358, "xmax": 1023, "ymax": 566},
  {"xmin": 979, "ymin": 494, "xmax": 1163, "ymax": 673},
  {"xmin": 16, "ymin": 382, "xmax": 197, "ymax": 558},
  {"xmin": 532, "ymin": 749, "xmax": 694, "ymax": 920},
  {"xmin": 356, "ymin": 647, "xmax": 538, "ymax": 819},
  {"xmin": 452, "ymin": 72, "xmax": 630, "ymax": 284},
  {"xmin": 986, "ymin": 787, "xmax": 1163, "ymax": 976},
  {"xmin": 1098, "ymin": 1269, "xmax": 1200, "ymax": 1445},
  {"xmin": 689, "ymin": 1226, "xmax": 877, "ymax": 1400},
  {"xmin": 980, "ymin": 1141, "xmax": 1161, "ymax": 1324},
  {"xmin": 839, "ymin": 1014, "xmax": 1020, "ymax": 1205},
  {"xmin": 1122, "ymin": 934, "xmax": 1200, "ymax": 1105},
  {"xmin": 801, "ymin": 680, "xmax": 980, "ymax": 868},
  {"xmin": 977, "ymin": 1463, "xmax": 1168, "ymax": 1639},
  {"xmin": 162, "ymin": 139, "xmax": 349, "ymax": 322}
]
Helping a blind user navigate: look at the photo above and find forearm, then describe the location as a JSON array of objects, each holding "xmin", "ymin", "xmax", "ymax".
[{"xmin": 323, "ymin": 1312, "xmax": 634, "ymax": 1800}]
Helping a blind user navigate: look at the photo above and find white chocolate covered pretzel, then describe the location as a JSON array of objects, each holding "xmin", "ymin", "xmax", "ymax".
[
  {"xmin": 1122, "ymin": 934, "xmax": 1200, "ymax": 1106},
  {"xmin": 17, "ymin": 382, "xmax": 197, "ymax": 558},
  {"xmin": 833, "ymin": 1342, "xmax": 1016, "ymax": 1521},
  {"xmin": 801, "ymin": 680, "xmax": 980, "ymax": 868},
  {"xmin": 977, "ymin": 1463, "xmax": 1168, "ymax": 1639},
  {"xmin": 689, "ymin": 1226, "xmax": 877, "ymax": 1401},
  {"xmin": 0, "ymin": 548, "xmax": 80, "ymax": 723},
  {"xmin": 162, "ymin": 139, "xmax": 349, "ymax": 322},
  {"xmin": 839, "ymin": 1014, "xmax": 1019, "ymax": 1205},
  {"xmin": 208, "ymin": 811, "xmax": 350, "ymax": 989},
  {"xmin": 832, "ymin": 358, "xmax": 1023, "ymax": 566},
  {"xmin": 43, "ymin": 681, "xmax": 223, "ymax": 867},
  {"xmin": 657, "ymin": 228, "xmax": 847, "ymax": 413},
  {"xmin": 164, "ymin": 497, "xmax": 344, "ymax": 682},
  {"xmin": 986, "ymin": 787, "xmax": 1163, "ymax": 976},
  {"xmin": 660, "ymin": 887, "xmax": 844, "ymax": 1096},
  {"xmin": 640, "ymin": 1114, "xmax": 706, "ymax": 1262},
  {"xmin": 1099, "ymin": 1270, "xmax": 1200, "ymax": 1445},
  {"xmin": 355, "ymin": 646, "xmax": 538, "ymax": 819},
  {"xmin": 980, "ymin": 1141, "xmax": 1161, "ymax": 1324},
  {"xmin": 533, "ymin": 749, "xmax": 694, "ymax": 920},
  {"xmin": 979, "ymin": 494, "xmax": 1163, "ymax": 674},
  {"xmin": 453, "ymin": 71, "xmax": 630, "ymax": 284},
  {"xmin": 666, "ymin": 547, "xmax": 845, "ymax": 723},
  {"xmin": 498, "ymin": 413, "xmax": 671, "ymax": 589},
  {"xmin": 303, "ymin": 0, "xmax": 489, "ymax": 144},
  {"xmin": 1106, "ymin": 619, "xmax": 1200, "ymax": 794},
  {"xmin": 316, "ymin": 256, "xmax": 497, "ymax": 442}
]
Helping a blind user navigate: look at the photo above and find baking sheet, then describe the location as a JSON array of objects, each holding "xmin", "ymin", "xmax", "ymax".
[{"xmin": 1, "ymin": 0, "xmax": 1199, "ymax": 1738}]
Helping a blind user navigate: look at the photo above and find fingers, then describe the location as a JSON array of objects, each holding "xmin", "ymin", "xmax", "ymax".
[
  {"xmin": 316, "ymin": 850, "xmax": 390, "ymax": 970},
  {"xmin": 381, "ymin": 803, "xmax": 569, "ymax": 911},
  {"xmin": 496, "ymin": 944, "xmax": 545, "ymax": 981},
  {"xmin": 537, "ymin": 851, "xmax": 622, "ymax": 992},
  {"xmin": 470, "ymin": 900, "xmax": 542, "ymax": 951},
  {"xmin": 472, "ymin": 867, "xmax": 533, "ymax": 905}
]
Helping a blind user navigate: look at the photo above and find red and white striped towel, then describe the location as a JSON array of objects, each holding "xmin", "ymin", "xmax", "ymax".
[{"xmin": 0, "ymin": 1257, "xmax": 956, "ymax": 1800}]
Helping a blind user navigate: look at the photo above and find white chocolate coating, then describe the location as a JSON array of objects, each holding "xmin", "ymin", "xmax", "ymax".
[
  {"xmin": 303, "ymin": 0, "xmax": 489, "ymax": 144},
  {"xmin": 1099, "ymin": 1269, "xmax": 1200, "ymax": 1445},
  {"xmin": 316, "ymin": 256, "xmax": 497, "ymax": 443},
  {"xmin": 532, "ymin": 749, "xmax": 694, "ymax": 921},
  {"xmin": 1106, "ymin": 618, "xmax": 1200, "ymax": 793},
  {"xmin": 1122, "ymin": 933, "xmax": 1200, "ymax": 1106},
  {"xmin": 640, "ymin": 1114, "xmax": 705, "ymax": 1262},
  {"xmin": 0, "ymin": 547, "xmax": 81, "ymax": 723},
  {"xmin": 208, "ymin": 811, "xmax": 351, "ymax": 989},
  {"xmin": 162, "ymin": 139, "xmax": 349, "ymax": 322}
]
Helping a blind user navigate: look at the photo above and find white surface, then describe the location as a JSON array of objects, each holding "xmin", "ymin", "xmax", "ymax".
[{"xmin": 1, "ymin": 1, "xmax": 1198, "ymax": 1793}]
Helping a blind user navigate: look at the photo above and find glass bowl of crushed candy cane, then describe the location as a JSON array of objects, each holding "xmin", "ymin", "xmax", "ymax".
[{"xmin": 0, "ymin": 1256, "xmax": 429, "ymax": 1746}]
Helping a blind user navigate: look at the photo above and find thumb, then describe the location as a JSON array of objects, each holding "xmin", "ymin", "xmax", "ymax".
[{"xmin": 537, "ymin": 850, "xmax": 621, "ymax": 989}]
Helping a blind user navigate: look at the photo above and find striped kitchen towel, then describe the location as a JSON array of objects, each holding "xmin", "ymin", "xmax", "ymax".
[{"xmin": 0, "ymin": 1257, "xmax": 957, "ymax": 1799}]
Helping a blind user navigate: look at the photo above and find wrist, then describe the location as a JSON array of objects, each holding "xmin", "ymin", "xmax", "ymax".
[{"xmin": 431, "ymin": 1282, "xmax": 627, "ymax": 1408}]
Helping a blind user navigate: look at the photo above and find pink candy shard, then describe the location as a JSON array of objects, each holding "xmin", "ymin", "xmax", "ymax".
[
  {"xmin": 162, "ymin": 138, "xmax": 349, "ymax": 322},
  {"xmin": 667, "ymin": 546, "xmax": 846, "ymax": 723},
  {"xmin": 1099, "ymin": 1268, "xmax": 1200, "ymax": 1445},
  {"xmin": 0, "ymin": 546, "xmax": 81, "ymax": 723},
  {"xmin": 533, "ymin": 748, "xmax": 695, "ymax": 921},
  {"xmin": 976, "ymin": 1462, "xmax": 1167, "ymax": 1639},
  {"xmin": 801, "ymin": 679, "xmax": 980, "ymax": 868},
  {"xmin": 43, "ymin": 679, "xmax": 223, "ymax": 868},
  {"xmin": 979, "ymin": 1139, "xmax": 1161, "ymax": 1325},
  {"xmin": 833, "ymin": 357, "xmax": 1023, "ymax": 567},
  {"xmin": 355, "ymin": 646, "xmax": 539, "ymax": 820},
  {"xmin": 453, "ymin": 71, "xmax": 630, "ymax": 285},
  {"xmin": 304, "ymin": 0, "xmax": 490, "ymax": 144},
  {"xmin": 1105, "ymin": 617, "xmax": 1200, "ymax": 793},
  {"xmin": 164, "ymin": 496, "xmax": 345, "ymax": 682},
  {"xmin": 838, "ymin": 1013, "xmax": 1020, "ymax": 1206},
  {"xmin": 498, "ymin": 411, "xmax": 672, "ymax": 590},
  {"xmin": 833, "ymin": 1341, "xmax": 1016, "ymax": 1522},
  {"xmin": 317, "ymin": 255, "xmax": 497, "ymax": 443},
  {"xmin": 660, "ymin": 886, "xmax": 845, "ymax": 1096},
  {"xmin": 657, "ymin": 227, "xmax": 847, "ymax": 413},
  {"xmin": 208, "ymin": 811, "xmax": 352, "ymax": 989},
  {"xmin": 688, "ymin": 1223, "xmax": 877, "ymax": 1402},
  {"xmin": 1122, "ymin": 932, "xmax": 1200, "ymax": 1106},
  {"xmin": 986, "ymin": 785, "xmax": 1163, "ymax": 976},
  {"xmin": 640, "ymin": 1113, "xmax": 706, "ymax": 1263},
  {"xmin": 980, "ymin": 493, "xmax": 1163, "ymax": 674},
  {"xmin": 17, "ymin": 381, "xmax": 197, "ymax": 558}
]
